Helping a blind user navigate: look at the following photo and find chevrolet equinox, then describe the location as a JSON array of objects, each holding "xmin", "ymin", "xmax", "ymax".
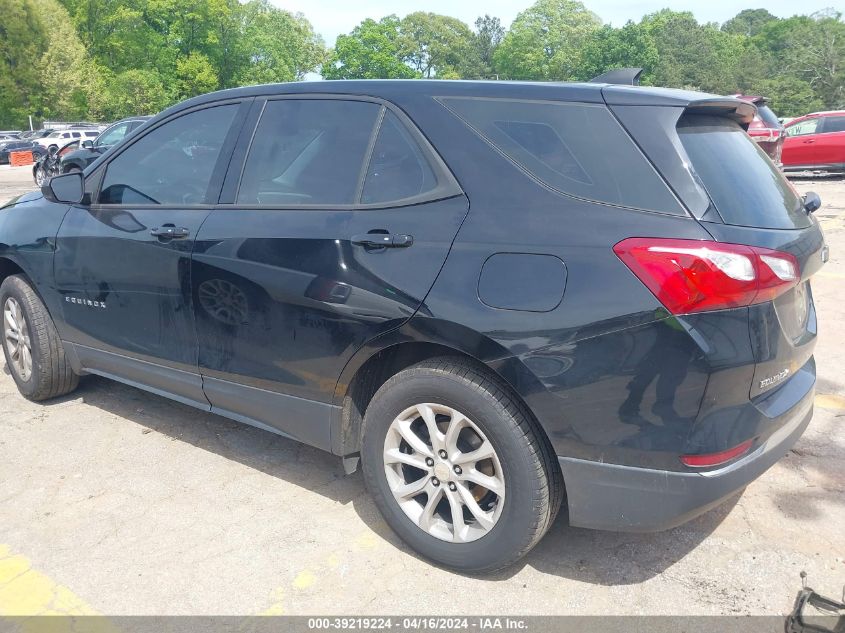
[{"xmin": 0, "ymin": 80, "xmax": 826, "ymax": 572}]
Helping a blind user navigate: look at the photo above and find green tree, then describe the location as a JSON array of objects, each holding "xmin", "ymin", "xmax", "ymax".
[
  {"xmin": 721, "ymin": 8, "xmax": 778, "ymax": 37},
  {"xmin": 400, "ymin": 12, "xmax": 475, "ymax": 78},
  {"xmin": 0, "ymin": 0, "xmax": 48, "ymax": 127},
  {"xmin": 753, "ymin": 12, "xmax": 845, "ymax": 109},
  {"xmin": 753, "ymin": 76, "xmax": 825, "ymax": 116},
  {"xmin": 101, "ymin": 68, "xmax": 171, "ymax": 119},
  {"xmin": 237, "ymin": 0, "xmax": 325, "ymax": 84},
  {"xmin": 31, "ymin": 0, "xmax": 99, "ymax": 122},
  {"xmin": 577, "ymin": 21, "xmax": 658, "ymax": 83},
  {"xmin": 468, "ymin": 15, "xmax": 505, "ymax": 79},
  {"xmin": 323, "ymin": 16, "xmax": 418, "ymax": 79},
  {"xmin": 494, "ymin": 0, "xmax": 602, "ymax": 80},
  {"xmin": 175, "ymin": 51, "xmax": 219, "ymax": 100}
]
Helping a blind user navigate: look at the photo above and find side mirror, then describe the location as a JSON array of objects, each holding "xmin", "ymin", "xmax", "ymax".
[
  {"xmin": 82, "ymin": 140, "xmax": 94, "ymax": 149},
  {"xmin": 803, "ymin": 191, "xmax": 821, "ymax": 214},
  {"xmin": 42, "ymin": 172, "xmax": 84, "ymax": 204}
]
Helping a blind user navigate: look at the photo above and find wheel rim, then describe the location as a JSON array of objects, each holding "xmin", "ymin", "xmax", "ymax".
[
  {"xmin": 383, "ymin": 403, "xmax": 505, "ymax": 543},
  {"xmin": 3, "ymin": 297, "xmax": 33, "ymax": 381},
  {"xmin": 198, "ymin": 279, "xmax": 248, "ymax": 325}
]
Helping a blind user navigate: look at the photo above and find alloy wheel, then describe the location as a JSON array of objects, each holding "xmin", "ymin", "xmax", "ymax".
[
  {"xmin": 383, "ymin": 403, "xmax": 505, "ymax": 543},
  {"xmin": 3, "ymin": 297, "xmax": 33, "ymax": 381}
]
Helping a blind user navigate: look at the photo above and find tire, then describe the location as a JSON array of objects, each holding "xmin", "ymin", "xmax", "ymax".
[
  {"xmin": 33, "ymin": 165, "xmax": 46, "ymax": 187},
  {"xmin": 361, "ymin": 357, "xmax": 562, "ymax": 573},
  {"xmin": 1, "ymin": 275, "xmax": 79, "ymax": 401}
]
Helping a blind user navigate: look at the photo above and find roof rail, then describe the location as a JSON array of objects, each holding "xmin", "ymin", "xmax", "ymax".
[{"xmin": 589, "ymin": 68, "xmax": 643, "ymax": 86}]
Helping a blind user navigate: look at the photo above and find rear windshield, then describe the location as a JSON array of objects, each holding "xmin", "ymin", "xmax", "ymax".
[
  {"xmin": 677, "ymin": 115, "xmax": 809, "ymax": 229},
  {"xmin": 756, "ymin": 105, "xmax": 781, "ymax": 128},
  {"xmin": 439, "ymin": 97, "xmax": 685, "ymax": 215}
]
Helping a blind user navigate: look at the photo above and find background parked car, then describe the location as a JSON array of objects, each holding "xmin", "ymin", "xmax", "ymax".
[
  {"xmin": 734, "ymin": 94, "xmax": 784, "ymax": 164},
  {"xmin": 0, "ymin": 140, "xmax": 46, "ymax": 165},
  {"xmin": 59, "ymin": 116, "xmax": 151, "ymax": 173},
  {"xmin": 19, "ymin": 129, "xmax": 55, "ymax": 141},
  {"xmin": 33, "ymin": 128, "xmax": 100, "ymax": 151},
  {"xmin": 782, "ymin": 110, "xmax": 845, "ymax": 175}
]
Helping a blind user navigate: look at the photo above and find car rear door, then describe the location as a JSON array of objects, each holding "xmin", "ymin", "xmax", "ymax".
[
  {"xmin": 54, "ymin": 100, "xmax": 250, "ymax": 407},
  {"xmin": 783, "ymin": 116, "xmax": 822, "ymax": 168},
  {"xmin": 191, "ymin": 95, "xmax": 467, "ymax": 450},
  {"xmin": 814, "ymin": 115, "xmax": 845, "ymax": 168}
]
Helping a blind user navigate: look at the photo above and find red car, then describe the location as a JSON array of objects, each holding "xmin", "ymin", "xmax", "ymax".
[
  {"xmin": 734, "ymin": 95, "xmax": 784, "ymax": 164},
  {"xmin": 782, "ymin": 110, "xmax": 845, "ymax": 174}
]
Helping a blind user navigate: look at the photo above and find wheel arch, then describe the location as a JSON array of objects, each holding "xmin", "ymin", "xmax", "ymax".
[
  {"xmin": 331, "ymin": 318, "xmax": 553, "ymax": 460},
  {"xmin": 0, "ymin": 257, "xmax": 26, "ymax": 287}
]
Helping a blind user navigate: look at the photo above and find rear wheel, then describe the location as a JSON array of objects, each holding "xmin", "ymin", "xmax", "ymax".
[
  {"xmin": 1, "ymin": 275, "xmax": 79, "ymax": 401},
  {"xmin": 361, "ymin": 358, "xmax": 562, "ymax": 572}
]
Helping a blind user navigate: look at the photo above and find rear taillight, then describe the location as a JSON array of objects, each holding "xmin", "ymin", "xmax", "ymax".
[
  {"xmin": 681, "ymin": 439, "xmax": 754, "ymax": 468},
  {"xmin": 614, "ymin": 238, "xmax": 799, "ymax": 315}
]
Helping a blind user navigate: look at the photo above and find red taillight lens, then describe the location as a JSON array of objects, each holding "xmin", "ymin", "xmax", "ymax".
[
  {"xmin": 614, "ymin": 238, "xmax": 799, "ymax": 315},
  {"xmin": 681, "ymin": 439, "xmax": 754, "ymax": 468}
]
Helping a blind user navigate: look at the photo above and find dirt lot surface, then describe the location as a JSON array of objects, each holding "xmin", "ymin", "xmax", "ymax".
[{"xmin": 0, "ymin": 163, "xmax": 843, "ymax": 616}]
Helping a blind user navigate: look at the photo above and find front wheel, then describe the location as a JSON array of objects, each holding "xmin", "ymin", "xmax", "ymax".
[
  {"xmin": 361, "ymin": 358, "xmax": 562, "ymax": 572},
  {"xmin": 33, "ymin": 164, "xmax": 47, "ymax": 187},
  {"xmin": 1, "ymin": 275, "xmax": 79, "ymax": 401}
]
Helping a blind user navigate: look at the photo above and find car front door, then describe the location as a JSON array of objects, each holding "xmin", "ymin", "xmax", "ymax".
[
  {"xmin": 814, "ymin": 115, "xmax": 845, "ymax": 168},
  {"xmin": 783, "ymin": 116, "xmax": 821, "ymax": 167},
  {"xmin": 54, "ymin": 100, "xmax": 249, "ymax": 407},
  {"xmin": 191, "ymin": 96, "xmax": 468, "ymax": 450}
]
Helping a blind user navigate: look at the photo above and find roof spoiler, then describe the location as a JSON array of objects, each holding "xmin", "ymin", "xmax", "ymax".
[
  {"xmin": 590, "ymin": 68, "xmax": 643, "ymax": 86},
  {"xmin": 684, "ymin": 98, "xmax": 757, "ymax": 126}
]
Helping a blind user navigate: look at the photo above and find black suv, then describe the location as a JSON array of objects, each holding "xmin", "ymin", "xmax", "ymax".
[
  {"xmin": 59, "ymin": 116, "xmax": 150, "ymax": 173},
  {"xmin": 0, "ymin": 81, "xmax": 826, "ymax": 572}
]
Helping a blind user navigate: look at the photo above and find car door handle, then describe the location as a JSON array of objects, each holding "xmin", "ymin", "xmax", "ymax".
[
  {"xmin": 351, "ymin": 233, "xmax": 414, "ymax": 248},
  {"xmin": 802, "ymin": 139, "xmax": 815, "ymax": 144},
  {"xmin": 150, "ymin": 225, "xmax": 190, "ymax": 239}
]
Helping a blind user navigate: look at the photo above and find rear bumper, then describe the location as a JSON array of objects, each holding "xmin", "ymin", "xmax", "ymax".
[{"xmin": 558, "ymin": 385, "xmax": 814, "ymax": 532}]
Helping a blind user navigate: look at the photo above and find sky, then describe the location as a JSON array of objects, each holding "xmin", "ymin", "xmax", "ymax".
[{"xmin": 272, "ymin": 0, "xmax": 837, "ymax": 45}]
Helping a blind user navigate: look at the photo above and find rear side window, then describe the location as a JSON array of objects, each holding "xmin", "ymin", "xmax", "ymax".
[
  {"xmin": 99, "ymin": 104, "xmax": 238, "ymax": 205},
  {"xmin": 438, "ymin": 97, "xmax": 684, "ymax": 214},
  {"xmin": 822, "ymin": 116, "xmax": 845, "ymax": 133},
  {"xmin": 361, "ymin": 111, "xmax": 438, "ymax": 204},
  {"xmin": 678, "ymin": 115, "xmax": 809, "ymax": 230},
  {"xmin": 238, "ymin": 100, "xmax": 380, "ymax": 206}
]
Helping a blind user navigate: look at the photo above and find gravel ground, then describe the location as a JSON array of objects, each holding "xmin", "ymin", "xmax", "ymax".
[{"xmin": 0, "ymin": 164, "xmax": 843, "ymax": 616}]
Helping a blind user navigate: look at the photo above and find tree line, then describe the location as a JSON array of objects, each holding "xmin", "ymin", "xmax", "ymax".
[{"xmin": 1, "ymin": 0, "xmax": 843, "ymax": 129}]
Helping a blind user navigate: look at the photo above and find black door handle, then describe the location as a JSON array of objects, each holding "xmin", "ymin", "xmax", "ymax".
[
  {"xmin": 351, "ymin": 233, "xmax": 414, "ymax": 248},
  {"xmin": 150, "ymin": 225, "xmax": 190, "ymax": 239}
]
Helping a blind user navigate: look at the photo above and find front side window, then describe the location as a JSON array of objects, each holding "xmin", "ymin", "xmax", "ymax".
[
  {"xmin": 439, "ymin": 97, "xmax": 683, "ymax": 214},
  {"xmin": 238, "ymin": 99, "xmax": 380, "ymax": 206},
  {"xmin": 96, "ymin": 123, "xmax": 130, "ymax": 147},
  {"xmin": 786, "ymin": 118, "xmax": 819, "ymax": 137},
  {"xmin": 99, "ymin": 104, "xmax": 237, "ymax": 205}
]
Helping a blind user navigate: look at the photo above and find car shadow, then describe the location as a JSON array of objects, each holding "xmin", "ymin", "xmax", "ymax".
[{"xmin": 41, "ymin": 374, "xmax": 735, "ymax": 585}]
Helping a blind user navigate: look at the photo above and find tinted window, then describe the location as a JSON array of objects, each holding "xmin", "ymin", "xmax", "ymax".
[
  {"xmin": 787, "ymin": 118, "xmax": 819, "ymax": 137},
  {"xmin": 238, "ymin": 100, "xmax": 380, "ymax": 205},
  {"xmin": 361, "ymin": 111, "xmax": 437, "ymax": 204},
  {"xmin": 678, "ymin": 115, "xmax": 809, "ymax": 230},
  {"xmin": 822, "ymin": 116, "xmax": 845, "ymax": 133},
  {"xmin": 99, "ymin": 105, "xmax": 237, "ymax": 205},
  {"xmin": 756, "ymin": 105, "xmax": 780, "ymax": 128},
  {"xmin": 439, "ymin": 97, "xmax": 683, "ymax": 214}
]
